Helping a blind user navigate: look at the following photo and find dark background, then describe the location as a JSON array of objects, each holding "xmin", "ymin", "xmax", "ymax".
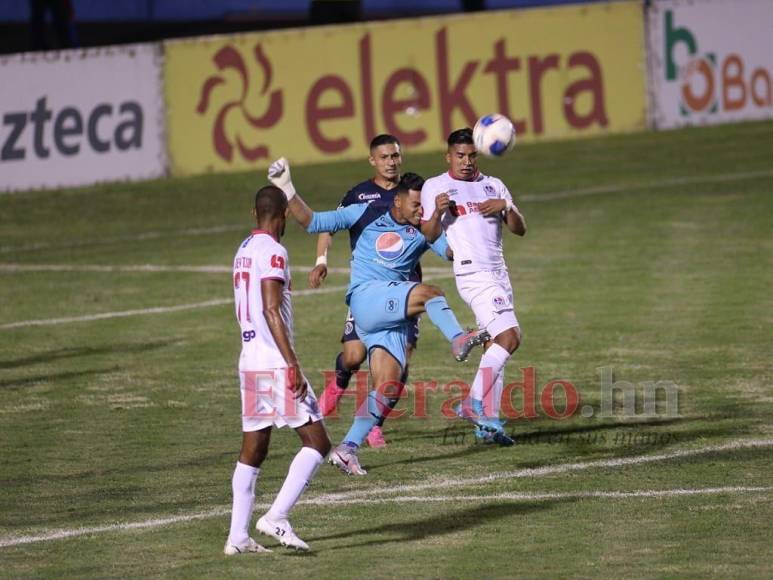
[{"xmin": 1, "ymin": 0, "xmax": 603, "ymax": 55}]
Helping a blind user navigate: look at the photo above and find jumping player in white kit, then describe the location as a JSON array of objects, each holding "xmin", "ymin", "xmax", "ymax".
[
  {"xmin": 421, "ymin": 128, "xmax": 527, "ymax": 446},
  {"xmin": 225, "ymin": 185, "xmax": 331, "ymax": 554}
]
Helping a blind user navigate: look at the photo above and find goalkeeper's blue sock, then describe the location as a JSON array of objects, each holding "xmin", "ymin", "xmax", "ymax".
[
  {"xmin": 425, "ymin": 296, "xmax": 464, "ymax": 342},
  {"xmin": 343, "ymin": 390, "xmax": 390, "ymax": 447}
]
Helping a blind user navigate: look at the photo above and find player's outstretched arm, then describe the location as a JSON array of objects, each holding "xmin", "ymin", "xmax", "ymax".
[
  {"xmin": 261, "ymin": 278, "xmax": 307, "ymax": 399},
  {"xmin": 268, "ymin": 157, "xmax": 314, "ymax": 228}
]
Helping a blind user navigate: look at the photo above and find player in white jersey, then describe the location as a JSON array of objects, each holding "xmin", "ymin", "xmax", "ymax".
[
  {"xmin": 225, "ymin": 185, "xmax": 331, "ymax": 555},
  {"xmin": 421, "ymin": 128, "xmax": 526, "ymax": 446}
]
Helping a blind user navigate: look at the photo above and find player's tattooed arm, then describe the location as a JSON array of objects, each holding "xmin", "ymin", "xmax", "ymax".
[{"xmin": 261, "ymin": 279, "xmax": 308, "ymax": 399}]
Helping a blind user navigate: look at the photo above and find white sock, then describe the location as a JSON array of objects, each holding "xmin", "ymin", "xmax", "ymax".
[
  {"xmin": 267, "ymin": 447, "xmax": 324, "ymax": 520},
  {"xmin": 470, "ymin": 343, "xmax": 510, "ymax": 410},
  {"xmin": 483, "ymin": 369, "xmax": 505, "ymax": 418},
  {"xmin": 228, "ymin": 462, "xmax": 259, "ymax": 545}
]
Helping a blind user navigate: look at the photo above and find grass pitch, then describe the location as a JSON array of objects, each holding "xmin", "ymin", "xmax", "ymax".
[{"xmin": 1, "ymin": 121, "xmax": 772, "ymax": 578}]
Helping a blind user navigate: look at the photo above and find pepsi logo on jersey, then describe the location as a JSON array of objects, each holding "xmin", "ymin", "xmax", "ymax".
[{"xmin": 375, "ymin": 232, "xmax": 405, "ymax": 261}]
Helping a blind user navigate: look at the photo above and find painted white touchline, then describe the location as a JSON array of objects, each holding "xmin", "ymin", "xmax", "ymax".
[
  {"xmin": 0, "ymin": 273, "xmax": 454, "ymax": 330},
  {"xmin": 0, "ymin": 508, "xmax": 229, "ymax": 548},
  {"xmin": 4, "ymin": 169, "xmax": 771, "ymax": 254},
  {"xmin": 519, "ymin": 168, "xmax": 773, "ymax": 202},
  {"xmin": 314, "ymin": 437, "xmax": 773, "ymax": 502},
  {"xmin": 1, "ymin": 484, "xmax": 770, "ymax": 548},
  {"xmin": 0, "ymin": 298, "xmax": 232, "ymax": 330},
  {"xmin": 315, "ymin": 486, "xmax": 773, "ymax": 505},
  {"xmin": 0, "ymin": 264, "xmax": 450, "ymax": 275}
]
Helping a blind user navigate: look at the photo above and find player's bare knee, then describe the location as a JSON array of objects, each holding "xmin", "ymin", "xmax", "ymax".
[
  {"xmin": 313, "ymin": 437, "xmax": 332, "ymax": 458},
  {"xmin": 495, "ymin": 328, "xmax": 521, "ymax": 354},
  {"xmin": 239, "ymin": 447, "xmax": 267, "ymax": 468}
]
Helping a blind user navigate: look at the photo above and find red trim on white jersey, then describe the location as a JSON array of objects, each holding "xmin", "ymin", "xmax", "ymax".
[{"xmin": 251, "ymin": 229, "xmax": 278, "ymax": 241}]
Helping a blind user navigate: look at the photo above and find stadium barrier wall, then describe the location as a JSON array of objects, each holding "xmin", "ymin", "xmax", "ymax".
[
  {"xmin": 0, "ymin": 44, "xmax": 167, "ymax": 192},
  {"xmin": 646, "ymin": 0, "xmax": 773, "ymax": 129},
  {"xmin": 163, "ymin": 1, "xmax": 647, "ymax": 176}
]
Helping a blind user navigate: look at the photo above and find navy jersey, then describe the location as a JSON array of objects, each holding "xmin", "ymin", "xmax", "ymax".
[
  {"xmin": 308, "ymin": 203, "xmax": 449, "ymax": 302},
  {"xmin": 339, "ymin": 179, "xmax": 396, "ymax": 211}
]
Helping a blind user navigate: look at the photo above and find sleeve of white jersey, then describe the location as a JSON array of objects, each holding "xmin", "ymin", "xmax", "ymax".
[
  {"xmin": 259, "ymin": 243, "xmax": 289, "ymax": 284},
  {"xmin": 420, "ymin": 179, "xmax": 438, "ymax": 223},
  {"xmin": 495, "ymin": 177, "xmax": 514, "ymax": 204}
]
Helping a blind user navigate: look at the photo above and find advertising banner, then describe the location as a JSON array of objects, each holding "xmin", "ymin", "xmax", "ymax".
[
  {"xmin": 0, "ymin": 44, "xmax": 167, "ymax": 192},
  {"xmin": 164, "ymin": 2, "xmax": 646, "ymax": 175},
  {"xmin": 647, "ymin": 0, "xmax": 773, "ymax": 129}
]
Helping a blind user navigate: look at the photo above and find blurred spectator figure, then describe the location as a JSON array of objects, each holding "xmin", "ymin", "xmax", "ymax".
[
  {"xmin": 29, "ymin": 0, "xmax": 78, "ymax": 51},
  {"xmin": 310, "ymin": 0, "xmax": 361, "ymax": 25}
]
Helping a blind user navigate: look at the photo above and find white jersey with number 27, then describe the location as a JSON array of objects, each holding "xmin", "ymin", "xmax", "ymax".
[
  {"xmin": 233, "ymin": 230, "xmax": 293, "ymax": 371},
  {"xmin": 421, "ymin": 171, "xmax": 513, "ymax": 275}
]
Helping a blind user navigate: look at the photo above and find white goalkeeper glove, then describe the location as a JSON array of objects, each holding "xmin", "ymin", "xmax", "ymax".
[{"xmin": 267, "ymin": 157, "xmax": 297, "ymax": 201}]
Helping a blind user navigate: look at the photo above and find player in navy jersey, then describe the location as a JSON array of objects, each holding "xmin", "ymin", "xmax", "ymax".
[
  {"xmin": 308, "ymin": 134, "xmax": 421, "ymax": 448},
  {"xmin": 268, "ymin": 159, "xmax": 489, "ymax": 475}
]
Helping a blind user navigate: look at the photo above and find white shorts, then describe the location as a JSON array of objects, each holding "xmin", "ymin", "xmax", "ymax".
[
  {"xmin": 239, "ymin": 368, "xmax": 322, "ymax": 432},
  {"xmin": 455, "ymin": 269, "xmax": 519, "ymax": 339}
]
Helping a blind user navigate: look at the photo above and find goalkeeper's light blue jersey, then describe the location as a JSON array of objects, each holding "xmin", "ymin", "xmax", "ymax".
[{"xmin": 307, "ymin": 202, "xmax": 449, "ymax": 301}]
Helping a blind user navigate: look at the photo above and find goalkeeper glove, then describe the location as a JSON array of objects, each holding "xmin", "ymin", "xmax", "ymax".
[{"xmin": 267, "ymin": 157, "xmax": 297, "ymax": 201}]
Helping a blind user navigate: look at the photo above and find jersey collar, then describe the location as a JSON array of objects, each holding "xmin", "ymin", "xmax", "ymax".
[
  {"xmin": 251, "ymin": 229, "xmax": 278, "ymax": 241},
  {"xmin": 447, "ymin": 169, "xmax": 482, "ymax": 182}
]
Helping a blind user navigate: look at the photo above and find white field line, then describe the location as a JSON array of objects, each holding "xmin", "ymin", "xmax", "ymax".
[
  {"xmin": 1, "ymin": 483, "xmax": 771, "ymax": 548},
  {"xmin": 3, "ymin": 168, "xmax": 771, "ymax": 255},
  {"xmin": 0, "ymin": 273, "xmax": 454, "ymax": 330},
  {"xmin": 319, "ymin": 486, "xmax": 773, "ymax": 505},
  {"xmin": 0, "ymin": 264, "xmax": 450, "ymax": 275},
  {"xmin": 313, "ymin": 437, "xmax": 773, "ymax": 502}
]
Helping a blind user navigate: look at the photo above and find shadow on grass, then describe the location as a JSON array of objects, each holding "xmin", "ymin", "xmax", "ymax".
[
  {"xmin": 0, "ymin": 339, "xmax": 177, "ymax": 370},
  {"xmin": 0, "ymin": 367, "xmax": 122, "ymax": 390},
  {"xmin": 368, "ymin": 414, "xmax": 754, "ymax": 473},
  {"xmin": 309, "ymin": 501, "xmax": 568, "ymax": 550},
  {"xmin": 363, "ymin": 442, "xmax": 503, "ymax": 473}
]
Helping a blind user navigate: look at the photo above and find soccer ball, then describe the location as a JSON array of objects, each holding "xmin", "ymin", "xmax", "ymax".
[{"xmin": 473, "ymin": 114, "xmax": 516, "ymax": 157}]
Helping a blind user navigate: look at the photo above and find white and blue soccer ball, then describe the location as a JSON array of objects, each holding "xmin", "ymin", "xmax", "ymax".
[{"xmin": 473, "ymin": 114, "xmax": 516, "ymax": 157}]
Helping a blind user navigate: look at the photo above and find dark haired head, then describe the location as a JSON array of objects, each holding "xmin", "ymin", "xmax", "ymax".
[
  {"xmin": 254, "ymin": 185, "xmax": 288, "ymax": 220},
  {"xmin": 447, "ymin": 128, "xmax": 474, "ymax": 147},
  {"xmin": 399, "ymin": 172, "xmax": 425, "ymax": 192},
  {"xmin": 369, "ymin": 134, "xmax": 400, "ymax": 151}
]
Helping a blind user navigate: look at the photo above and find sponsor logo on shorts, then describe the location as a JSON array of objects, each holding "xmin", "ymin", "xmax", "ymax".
[
  {"xmin": 375, "ymin": 232, "xmax": 405, "ymax": 261},
  {"xmin": 493, "ymin": 295, "xmax": 511, "ymax": 309},
  {"xmin": 344, "ymin": 321, "xmax": 354, "ymax": 336}
]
